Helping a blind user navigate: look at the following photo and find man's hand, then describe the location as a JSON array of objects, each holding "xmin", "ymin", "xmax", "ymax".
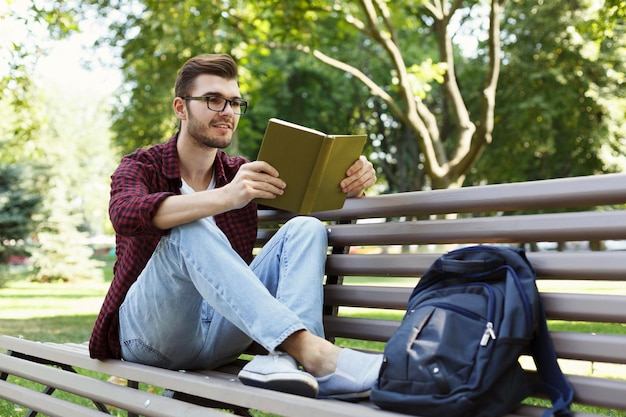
[
  {"xmin": 341, "ymin": 156, "xmax": 376, "ymax": 198},
  {"xmin": 224, "ymin": 161, "xmax": 286, "ymax": 209}
]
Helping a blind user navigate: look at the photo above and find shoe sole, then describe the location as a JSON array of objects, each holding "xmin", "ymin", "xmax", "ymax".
[{"xmin": 238, "ymin": 370, "xmax": 319, "ymax": 398}]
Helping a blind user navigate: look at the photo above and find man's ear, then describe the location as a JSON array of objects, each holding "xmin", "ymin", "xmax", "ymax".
[{"xmin": 173, "ymin": 97, "xmax": 187, "ymax": 120}]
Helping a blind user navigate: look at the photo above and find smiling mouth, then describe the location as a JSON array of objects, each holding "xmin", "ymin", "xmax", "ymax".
[
  {"xmin": 213, "ymin": 122, "xmax": 231, "ymax": 129},
  {"xmin": 212, "ymin": 119, "xmax": 233, "ymax": 130}
]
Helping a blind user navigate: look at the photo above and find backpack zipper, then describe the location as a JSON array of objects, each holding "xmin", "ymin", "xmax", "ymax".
[
  {"xmin": 417, "ymin": 282, "xmax": 497, "ymax": 347},
  {"xmin": 480, "ymin": 321, "xmax": 497, "ymax": 346}
]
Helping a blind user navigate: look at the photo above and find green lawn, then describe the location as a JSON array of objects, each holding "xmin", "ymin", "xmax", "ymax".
[{"xmin": 1, "ymin": 273, "xmax": 625, "ymax": 416}]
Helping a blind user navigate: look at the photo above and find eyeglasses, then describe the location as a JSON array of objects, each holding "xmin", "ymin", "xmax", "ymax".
[{"xmin": 183, "ymin": 95, "xmax": 248, "ymax": 115}]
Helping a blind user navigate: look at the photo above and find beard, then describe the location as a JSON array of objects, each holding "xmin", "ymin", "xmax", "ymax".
[{"xmin": 186, "ymin": 106, "xmax": 234, "ymax": 149}]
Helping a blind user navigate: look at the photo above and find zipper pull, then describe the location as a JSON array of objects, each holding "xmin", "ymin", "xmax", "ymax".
[{"xmin": 480, "ymin": 322, "xmax": 497, "ymax": 346}]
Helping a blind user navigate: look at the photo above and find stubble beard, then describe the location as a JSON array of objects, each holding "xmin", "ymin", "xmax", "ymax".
[{"xmin": 187, "ymin": 108, "xmax": 233, "ymax": 149}]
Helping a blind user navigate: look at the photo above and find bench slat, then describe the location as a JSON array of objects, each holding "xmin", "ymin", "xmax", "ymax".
[
  {"xmin": 326, "ymin": 253, "xmax": 437, "ymax": 277},
  {"xmin": 528, "ymin": 252, "xmax": 626, "ymax": 280},
  {"xmin": 324, "ymin": 317, "xmax": 626, "ymax": 364},
  {"xmin": 0, "ymin": 379, "xmax": 108, "ymax": 417},
  {"xmin": 306, "ymin": 173, "xmax": 626, "ymax": 220},
  {"xmin": 326, "ymin": 252, "xmax": 626, "ymax": 281},
  {"xmin": 0, "ymin": 352, "xmax": 228, "ymax": 417},
  {"xmin": 541, "ymin": 293, "xmax": 626, "ymax": 322},
  {"xmin": 551, "ymin": 332, "xmax": 626, "ymax": 364},
  {"xmin": 326, "ymin": 211, "xmax": 626, "ymax": 246},
  {"xmin": 512, "ymin": 404, "xmax": 600, "ymax": 417},
  {"xmin": 568, "ymin": 374, "xmax": 626, "ymax": 411},
  {"xmin": 324, "ymin": 286, "xmax": 626, "ymax": 323},
  {"xmin": 324, "ymin": 316, "xmax": 397, "ymax": 341},
  {"xmin": 325, "ymin": 285, "xmax": 410, "ymax": 310},
  {"xmin": 4, "ymin": 337, "xmax": 614, "ymax": 417}
]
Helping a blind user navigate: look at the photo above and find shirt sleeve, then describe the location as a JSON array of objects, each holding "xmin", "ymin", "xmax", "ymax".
[{"xmin": 109, "ymin": 155, "xmax": 174, "ymax": 237}]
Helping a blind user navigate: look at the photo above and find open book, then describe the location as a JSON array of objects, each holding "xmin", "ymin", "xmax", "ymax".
[{"xmin": 255, "ymin": 118, "xmax": 367, "ymax": 215}]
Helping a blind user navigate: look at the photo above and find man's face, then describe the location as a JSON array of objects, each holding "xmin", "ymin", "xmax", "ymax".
[{"xmin": 184, "ymin": 74, "xmax": 242, "ymax": 149}]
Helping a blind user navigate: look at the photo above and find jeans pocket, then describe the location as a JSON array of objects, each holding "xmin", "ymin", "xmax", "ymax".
[{"xmin": 121, "ymin": 338, "xmax": 172, "ymax": 369}]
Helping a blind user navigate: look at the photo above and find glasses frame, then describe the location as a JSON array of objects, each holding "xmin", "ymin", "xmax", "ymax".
[{"xmin": 183, "ymin": 95, "xmax": 248, "ymax": 115}]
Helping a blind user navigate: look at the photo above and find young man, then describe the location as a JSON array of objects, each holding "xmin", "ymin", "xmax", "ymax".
[{"xmin": 89, "ymin": 53, "xmax": 382, "ymax": 399}]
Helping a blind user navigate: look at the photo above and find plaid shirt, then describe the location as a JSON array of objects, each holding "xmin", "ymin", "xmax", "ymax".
[{"xmin": 89, "ymin": 134, "xmax": 257, "ymax": 359}]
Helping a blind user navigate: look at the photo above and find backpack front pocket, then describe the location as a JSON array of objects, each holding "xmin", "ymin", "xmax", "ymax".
[{"xmin": 402, "ymin": 286, "xmax": 496, "ymax": 395}]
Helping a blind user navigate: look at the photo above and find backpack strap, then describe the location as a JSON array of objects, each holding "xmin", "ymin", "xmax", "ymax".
[{"xmin": 530, "ymin": 302, "xmax": 574, "ymax": 417}]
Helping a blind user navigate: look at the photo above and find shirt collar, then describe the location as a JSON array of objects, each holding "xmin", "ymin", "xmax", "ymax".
[
  {"xmin": 162, "ymin": 134, "xmax": 181, "ymax": 180},
  {"xmin": 213, "ymin": 152, "xmax": 228, "ymax": 187}
]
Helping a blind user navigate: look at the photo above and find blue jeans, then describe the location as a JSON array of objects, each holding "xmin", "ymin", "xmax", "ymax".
[{"xmin": 119, "ymin": 216, "xmax": 328, "ymax": 370}]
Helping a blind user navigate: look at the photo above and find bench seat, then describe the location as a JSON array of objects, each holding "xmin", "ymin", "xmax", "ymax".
[
  {"xmin": 2, "ymin": 173, "xmax": 626, "ymax": 416},
  {"xmin": 0, "ymin": 336, "xmax": 409, "ymax": 417}
]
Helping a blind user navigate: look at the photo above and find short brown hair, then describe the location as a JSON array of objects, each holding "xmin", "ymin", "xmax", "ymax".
[{"xmin": 174, "ymin": 54, "xmax": 238, "ymax": 98}]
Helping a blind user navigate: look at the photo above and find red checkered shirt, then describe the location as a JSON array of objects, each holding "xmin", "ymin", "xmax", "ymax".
[{"xmin": 89, "ymin": 134, "xmax": 258, "ymax": 359}]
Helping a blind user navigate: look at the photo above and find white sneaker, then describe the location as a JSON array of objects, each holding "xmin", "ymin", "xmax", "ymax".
[{"xmin": 238, "ymin": 353, "xmax": 319, "ymax": 398}]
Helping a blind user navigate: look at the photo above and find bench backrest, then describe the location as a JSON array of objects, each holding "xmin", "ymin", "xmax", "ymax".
[{"xmin": 258, "ymin": 173, "xmax": 626, "ymax": 412}]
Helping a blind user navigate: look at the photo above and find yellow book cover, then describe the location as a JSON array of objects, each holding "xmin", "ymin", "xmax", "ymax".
[{"xmin": 255, "ymin": 118, "xmax": 367, "ymax": 214}]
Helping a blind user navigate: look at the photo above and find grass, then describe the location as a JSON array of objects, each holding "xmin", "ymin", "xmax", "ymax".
[
  {"xmin": 0, "ymin": 257, "xmax": 115, "ymax": 417},
  {"xmin": 1, "ymin": 267, "xmax": 626, "ymax": 416}
]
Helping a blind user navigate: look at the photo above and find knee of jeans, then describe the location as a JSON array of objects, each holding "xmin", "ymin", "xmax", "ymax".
[
  {"xmin": 290, "ymin": 216, "xmax": 327, "ymax": 237},
  {"xmin": 309, "ymin": 217, "xmax": 328, "ymax": 244}
]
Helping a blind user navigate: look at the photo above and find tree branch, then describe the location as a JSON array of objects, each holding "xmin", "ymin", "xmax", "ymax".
[
  {"xmin": 431, "ymin": 2, "xmax": 476, "ymax": 182},
  {"xmin": 448, "ymin": 0, "xmax": 466, "ymax": 22},
  {"xmin": 311, "ymin": 49, "xmax": 405, "ymax": 122},
  {"xmin": 425, "ymin": 0, "xmax": 443, "ymax": 20},
  {"xmin": 373, "ymin": 0, "xmax": 399, "ymax": 45},
  {"xmin": 451, "ymin": 0, "xmax": 505, "ymax": 176},
  {"xmin": 356, "ymin": 0, "xmax": 450, "ymax": 179}
]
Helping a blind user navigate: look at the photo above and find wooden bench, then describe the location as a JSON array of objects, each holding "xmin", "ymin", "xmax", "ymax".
[{"xmin": 2, "ymin": 172, "xmax": 626, "ymax": 417}]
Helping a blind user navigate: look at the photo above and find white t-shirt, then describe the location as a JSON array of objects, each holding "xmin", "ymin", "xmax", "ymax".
[{"xmin": 180, "ymin": 176, "xmax": 217, "ymax": 227}]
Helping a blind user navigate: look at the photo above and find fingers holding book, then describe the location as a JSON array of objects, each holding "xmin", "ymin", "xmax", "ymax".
[
  {"xmin": 228, "ymin": 161, "xmax": 286, "ymax": 206},
  {"xmin": 342, "ymin": 156, "xmax": 376, "ymax": 198}
]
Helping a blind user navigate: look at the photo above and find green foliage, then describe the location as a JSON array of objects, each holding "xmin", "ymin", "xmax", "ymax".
[
  {"xmin": 22, "ymin": 84, "xmax": 116, "ymax": 283},
  {"xmin": 79, "ymin": 0, "xmax": 626, "ymax": 191},
  {"xmin": 29, "ymin": 197, "xmax": 104, "ymax": 283},
  {"xmin": 238, "ymin": 49, "xmax": 376, "ymax": 159},
  {"xmin": 85, "ymin": 0, "xmax": 439, "ymax": 192},
  {"xmin": 468, "ymin": 0, "xmax": 626, "ymax": 184},
  {"xmin": 0, "ymin": 164, "xmax": 43, "ymax": 264},
  {"xmin": 1, "ymin": 0, "xmax": 80, "ymax": 159},
  {"xmin": 89, "ymin": 0, "xmax": 244, "ymax": 154},
  {"xmin": 2, "ymin": 2, "xmax": 118, "ymax": 283}
]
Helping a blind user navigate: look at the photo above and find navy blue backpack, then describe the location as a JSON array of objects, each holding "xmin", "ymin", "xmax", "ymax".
[{"xmin": 371, "ymin": 245, "xmax": 573, "ymax": 417}]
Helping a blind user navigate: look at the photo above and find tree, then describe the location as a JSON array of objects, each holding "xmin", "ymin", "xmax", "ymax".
[
  {"xmin": 88, "ymin": 0, "xmax": 502, "ymax": 191},
  {"xmin": 468, "ymin": 0, "xmax": 626, "ymax": 184},
  {"xmin": 87, "ymin": 0, "xmax": 625, "ymax": 192},
  {"xmin": 0, "ymin": 164, "xmax": 43, "ymax": 263},
  {"xmin": 21, "ymin": 76, "xmax": 118, "ymax": 282},
  {"xmin": 2, "ymin": 1, "xmax": 116, "ymax": 282},
  {"xmin": 312, "ymin": 0, "xmax": 506, "ymax": 190},
  {"xmin": 1, "ymin": 0, "xmax": 79, "ymax": 160}
]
